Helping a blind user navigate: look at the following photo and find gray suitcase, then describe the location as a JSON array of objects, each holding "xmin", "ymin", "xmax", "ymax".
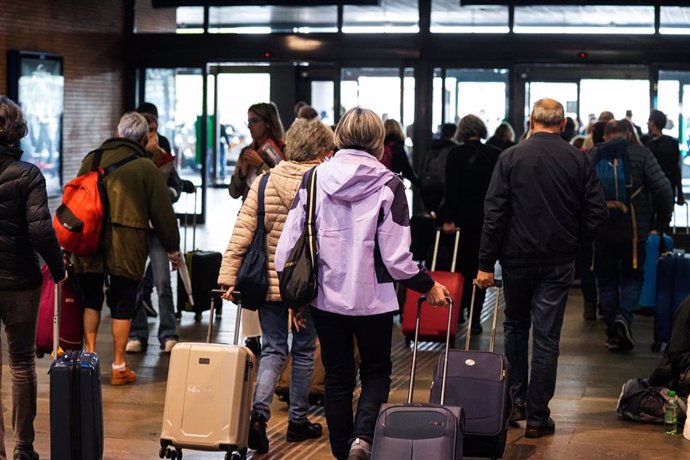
[
  {"xmin": 430, "ymin": 280, "xmax": 511, "ymax": 459},
  {"xmin": 371, "ymin": 296, "xmax": 465, "ymax": 460}
]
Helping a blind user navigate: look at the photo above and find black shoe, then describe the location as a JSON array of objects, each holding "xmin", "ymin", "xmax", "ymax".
[
  {"xmin": 287, "ymin": 419, "xmax": 323, "ymax": 442},
  {"xmin": 13, "ymin": 445, "xmax": 38, "ymax": 460},
  {"xmin": 510, "ymin": 401, "xmax": 526, "ymax": 423},
  {"xmin": 248, "ymin": 413, "xmax": 269, "ymax": 454},
  {"xmin": 525, "ymin": 418, "xmax": 555, "ymax": 438},
  {"xmin": 245, "ymin": 337, "xmax": 262, "ymax": 358},
  {"xmin": 614, "ymin": 317, "xmax": 634, "ymax": 351},
  {"xmin": 142, "ymin": 298, "xmax": 158, "ymax": 318}
]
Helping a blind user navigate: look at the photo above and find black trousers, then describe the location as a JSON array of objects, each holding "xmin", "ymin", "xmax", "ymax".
[{"xmin": 311, "ymin": 307, "xmax": 394, "ymax": 460}]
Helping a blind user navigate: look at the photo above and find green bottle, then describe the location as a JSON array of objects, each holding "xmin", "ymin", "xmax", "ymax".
[{"xmin": 664, "ymin": 390, "xmax": 678, "ymax": 436}]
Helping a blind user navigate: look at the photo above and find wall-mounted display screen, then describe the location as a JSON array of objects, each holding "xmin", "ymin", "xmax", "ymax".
[{"xmin": 7, "ymin": 51, "xmax": 64, "ymax": 197}]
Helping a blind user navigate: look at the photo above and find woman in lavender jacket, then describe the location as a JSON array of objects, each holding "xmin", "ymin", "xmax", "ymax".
[{"xmin": 275, "ymin": 107, "xmax": 449, "ymax": 460}]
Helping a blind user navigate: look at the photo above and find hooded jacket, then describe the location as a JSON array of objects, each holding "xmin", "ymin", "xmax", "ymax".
[
  {"xmin": 0, "ymin": 145, "xmax": 65, "ymax": 290},
  {"xmin": 218, "ymin": 159, "xmax": 320, "ymax": 302},
  {"xmin": 72, "ymin": 138, "xmax": 180, "ymax": 280},
  {"xmin": 275, "ymin": 149, "xmax": 434, "ymax": 316}
]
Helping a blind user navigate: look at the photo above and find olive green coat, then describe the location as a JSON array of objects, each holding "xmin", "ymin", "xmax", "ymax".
[{"xmin": 73, "ymin": 138, "xmax": 180, "ymax": 280}]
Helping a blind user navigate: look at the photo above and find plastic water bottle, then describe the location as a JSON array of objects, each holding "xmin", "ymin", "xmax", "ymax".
[
  {"xmin": 684, "ymin": 411, "xmax": 690, "ymax": 440},
  {"xmin": 664, "ymin": 390, "xmax": 678, "ymax": 435}
]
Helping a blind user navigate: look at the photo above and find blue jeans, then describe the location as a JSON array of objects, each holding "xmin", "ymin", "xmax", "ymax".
[
  {"xmin": 252, "ymin": 302, "xmax": 317, "ymax": 424},
  {"xmin": 130, "ymin": 235, "xmax": 178, "ymax": 346},
  {"xmin": 593, "ymin": 222, "xmax": 645, "ymax": 338},
  {"xmin": 503, "ymin": 262, "xmax": 574, "ymax": 425},
  {"xmin": 311, "ymin": 308, "xmax": 394, "ymax": 460}
]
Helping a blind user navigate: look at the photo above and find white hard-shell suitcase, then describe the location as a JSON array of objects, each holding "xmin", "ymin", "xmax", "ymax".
[{"xmin": 160, "ymin": 291, "xmax": 256, "ymax": 460}]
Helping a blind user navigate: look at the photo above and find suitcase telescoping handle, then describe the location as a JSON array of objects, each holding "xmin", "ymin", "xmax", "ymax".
[
  {"xmin": 466, "ymin": 279, "xmax": 503, "ymax": 352},
  {"xmin": 53, "ymin": 283, "xmax": 62, "ymax": 358},
  {"xmin": 210, "ymin": 289, "xmax": 243, "ymax": 346},
  {"xmin": 431, "ymin": 228, "xmax": 460, "ymax": 272},
  {"xmin": 409, "ymin": 295, "xmax": 453, "ymax": 405}
]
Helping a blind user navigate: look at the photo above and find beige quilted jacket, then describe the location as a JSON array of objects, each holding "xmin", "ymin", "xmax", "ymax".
[{"xmin": 218, "ymin": 160, "xmax": 320, "ymax": 303}]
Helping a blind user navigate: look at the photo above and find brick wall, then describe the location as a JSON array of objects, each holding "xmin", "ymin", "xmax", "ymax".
[
  {"xmin": 135, "ymin": 0, "xmax": 177, "ymax": 33},
  {"xmin": 0, "ymin": 0, "xmax": 125, "ymax": 208}
]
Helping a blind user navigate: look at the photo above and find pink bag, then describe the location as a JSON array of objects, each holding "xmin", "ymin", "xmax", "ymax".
[{"xmin": 36, "ymin": 265, "xmax": 84, "ymax": 356}]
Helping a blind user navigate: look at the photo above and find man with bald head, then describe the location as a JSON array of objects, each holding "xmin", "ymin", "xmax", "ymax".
[{"xmin": 476, "ymin": 98, "xmax": 608, "ymax": 438}]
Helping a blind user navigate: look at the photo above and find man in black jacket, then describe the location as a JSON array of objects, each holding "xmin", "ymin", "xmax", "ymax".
[
  {"xmin": 476, "ymin": 98, "xmax": 608, "ymax": 439},
  {"xmin": 644, "ymin": 110, "xmax": 685, "ymax": 206},
  {"xmin": 590, "ymin": 120, "xmax": 673, "ymax": 352}
]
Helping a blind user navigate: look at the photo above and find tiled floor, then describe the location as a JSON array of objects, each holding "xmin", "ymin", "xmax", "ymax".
[{"xmin": 7, "ymin": 188, "xmax": 690, "ymax": 459}]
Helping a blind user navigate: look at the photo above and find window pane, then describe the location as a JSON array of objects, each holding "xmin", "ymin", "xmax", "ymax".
[
  {"xmin": 431, "ymin": 1, "xmax": 508, "ymax": 33},
  {"xmin": 340, "ymin": 68, "xmax": 401, "ymax": 120},
  {"xmin": 514, "ymin": 6, "xmax": 654, "ymax": 35},
  {"xmin": 579, "ymin": 79, "xmax": 649, "ymax": 133},
  {"xmin": 659, "ymin": 70, "xmax": 690, "ymax": 202},
  {"xmin": 660, "ymin": 7, "xmax": 690, "ymax": 35},
  {"xmin": 134, "ymin": 0, "xmax": 203, "ymax": 34},
  {"xmin": 311, "ymin": 81, "xmax": 334, "ymax": 125},
  {"xmin": 343, "ymin": 0, "xmax": 418, "ymax": 33},
  {"xmin": 447, "ymin": 68, "xmax": 508, "ymax": 138},
  {"xmin": 208, "ymin": 6, "xmax": 337, "ymax": 33}
]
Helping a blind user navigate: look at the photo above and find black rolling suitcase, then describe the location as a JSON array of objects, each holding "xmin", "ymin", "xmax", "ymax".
[
  {"xmin": 430, "ymin": 280, "xmax": 511, "ymax": 459},
  {"xmin": 371, "ymin": 296, "xmax": 465, "ymax": 460},
  {"xmin": 49, "ymin": 284, "xmax": 104, "ymax": 460},
  {"xmin": 176, "ymin": 183, "xmax": 222, "ymax": 320}
]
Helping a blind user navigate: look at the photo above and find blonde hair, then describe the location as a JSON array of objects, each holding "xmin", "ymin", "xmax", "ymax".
[
  {"xmin": 285, "ymin": 118, "xmax": 334, "ymax": 162},
  {"xmin": 384, "ymin": 119, "xmax": 405, "ymax": 143},
  {"xmin": 334, "ymin": 107, "xmax": 385, "ymax": 159}
]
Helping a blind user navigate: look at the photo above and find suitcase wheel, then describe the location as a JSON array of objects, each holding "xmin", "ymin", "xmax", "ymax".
[
  {"xmin": 227, "ymin": 452, "xmax": 245, "ymax": 460},
  {"xmin": 175, "ymin": 312, "xmax": 181, "ymax": 322},
  {"xmin": 194, "ymin": 312, "xmax": 202, "ymax": 321},
  {"xmin": 162, "ymin": 447, "xmax": 183, "ymax": 459}
]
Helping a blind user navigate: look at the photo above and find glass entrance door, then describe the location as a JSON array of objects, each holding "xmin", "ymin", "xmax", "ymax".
[{"xmin": 214, "ymin": 71, "xmax": 271, "ymax": 185}]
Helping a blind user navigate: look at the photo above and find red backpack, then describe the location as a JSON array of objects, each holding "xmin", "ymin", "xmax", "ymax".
[{"xmin": 53, "ymin": 149, "xmax": 137, "ymax": 255}]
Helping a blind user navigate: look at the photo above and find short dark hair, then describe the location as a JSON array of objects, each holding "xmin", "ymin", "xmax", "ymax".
[
  {"xmin": 604, "ymin": 119, "xmax": 627, "ymax": 138},
  {"xmin": 455, "ymin": 114, "xmax": 487, "ymax": 142},
  {"xmin": 649, "ymin": 109, "xmax": 667, "ymax": 131},
  {"xmin": 592, "ymin": 121, "xmax": 607, "ymax": 145},
  {"xmin": 0, "ymin": 96, "xmax": 28, "ymax": 147},
  {"xmin": 440, "ymin": 123, "xmax": 457, "ymax": 139},
  {"xmin": 136, "ymin": 102, "xmax": 159, "ymax": 119}
]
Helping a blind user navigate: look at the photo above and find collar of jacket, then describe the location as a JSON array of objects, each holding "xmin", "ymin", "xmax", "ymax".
[
  {"xmin": 101, "ymin": 137, "xmax": 148, "ymax": 158},
  {"xmin": 0, "ymin": 144, "xmax": 22, "ymax": 160}
]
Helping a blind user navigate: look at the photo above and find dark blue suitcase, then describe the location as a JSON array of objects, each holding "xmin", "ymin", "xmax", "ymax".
[
  {"xmin": 655, "ymin": 254, "xmax": 690, "ymax": 350},
  {"xmin": 639, "ymin": 233, "xmax": 673, "ymax": 308},
  {"xmin": 371, "ymin": 296, "xmax": 465, "ymax": 460},
  {"xmin": 50, "ymin": 349, "xmax": 104, "ymax": 460},
  {"xmin": 430, "ymin": 281, "xmax": 511, "ymax": 459}
]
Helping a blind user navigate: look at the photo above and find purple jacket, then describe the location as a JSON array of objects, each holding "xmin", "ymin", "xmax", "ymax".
[{"xmin": 275, "ymin": 149, "xmax": 434, "ymax": 316}]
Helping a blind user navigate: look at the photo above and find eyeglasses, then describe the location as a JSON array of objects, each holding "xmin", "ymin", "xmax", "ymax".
[{"xmin": 246, "ymin": 117, "xmax": 264, "ymax": 127}]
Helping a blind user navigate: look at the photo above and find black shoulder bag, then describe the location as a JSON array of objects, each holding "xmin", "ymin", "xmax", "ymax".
[
  {"xmin": 235, "ymin": 173, "xmax": 270, "ymax": 310},
  {"xmin": 279, "ymin": 168, "xmax": 319, "ymax": 307}
]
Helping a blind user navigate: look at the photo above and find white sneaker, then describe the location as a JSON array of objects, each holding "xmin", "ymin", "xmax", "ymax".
[
  {"xmin": 126, "ymin": 339, "xmax": 143, "ymax": 354},
  {"xmin": 163, "ymin": 339, "xmax": 178, "ymax": 353}
]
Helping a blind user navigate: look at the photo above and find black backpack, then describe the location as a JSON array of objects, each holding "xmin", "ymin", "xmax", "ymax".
[
  {"xmin": 419, "ymin": 142, "xmax": 455, "ymax": 190},
  {"xmin": 617, "ymin": 378, "xmax": 687, "ymax": 424}
]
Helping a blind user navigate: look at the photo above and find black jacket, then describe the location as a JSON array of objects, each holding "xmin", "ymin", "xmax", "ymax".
[
  {"xmin": 589, "ymin": 139, "xmax": 673, "ymax": 239},
  {"xmin": 0, "ymin": 146, "xmax": 65, "ymax": 290},
  {"xmin": 384, "ymin": 135, "xmax": 419, "ymax": 186},
  {"xmin": 645, "ymin": 134, "xmax": 683, "ymax": 201},
  {"xmin": 442, "ymin": 140, "xmax": 502, "ymax": 232},
  {"xmin": 479, "ymin": 132, "xmax": 609, "ymax": 271}
]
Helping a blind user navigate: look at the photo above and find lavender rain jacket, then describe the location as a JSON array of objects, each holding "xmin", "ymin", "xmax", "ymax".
[{"xmin": 275, "ymin": 149, "xmax": 434, "ymax": 316}]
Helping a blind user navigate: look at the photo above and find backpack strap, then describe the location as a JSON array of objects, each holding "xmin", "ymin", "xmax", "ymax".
[
  {"xmin": 101, "ymin": 155, "xmax": 138, "ymax": 177},
  {"xmin": 90, "ymin": 150, "xmax": 104, "ymax": 172}
]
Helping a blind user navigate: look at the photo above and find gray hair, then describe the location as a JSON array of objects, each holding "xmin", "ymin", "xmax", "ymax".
[
  {"xmin": 531, "ymin": 99, "xmax": 565, "ymax": 127},
  {"xmin": 117, "ymin": 112, "xmax": 148, "ymax": 142}
]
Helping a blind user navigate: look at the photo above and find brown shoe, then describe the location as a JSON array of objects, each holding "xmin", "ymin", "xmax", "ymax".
[
  {"xmin": 111, "ymin": 364, "xmax": 137, "ymax": 386},
  {"xmin": 525, "ymin": 418, "xmax": 555, "ymax": 438}
]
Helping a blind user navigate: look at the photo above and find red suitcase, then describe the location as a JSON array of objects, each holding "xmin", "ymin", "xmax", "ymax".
[
  {"xmin": 37, "ymin": 265, "xmax": 84, "ymax": 356},
  {"xmin": 402, "ymin": 229, "xmax": 463, "ymax": 347}
]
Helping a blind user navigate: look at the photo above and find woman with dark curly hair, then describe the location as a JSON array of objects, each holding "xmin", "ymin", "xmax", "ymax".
[{"xmin": 0, "ymin": 95, "xmax": 66, "ymax": 460}]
